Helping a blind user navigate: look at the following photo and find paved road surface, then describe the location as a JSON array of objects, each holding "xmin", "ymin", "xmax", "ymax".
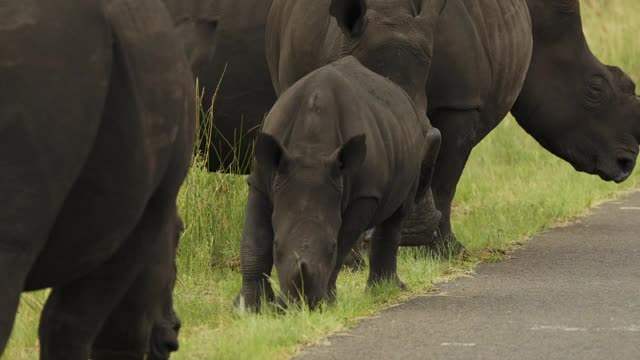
[{"xmin": 296, "ymin": 191, "xmax": 640, "ymax": 360}]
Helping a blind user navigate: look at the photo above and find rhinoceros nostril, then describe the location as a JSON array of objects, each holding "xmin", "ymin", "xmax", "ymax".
[
  {"xmin": 618, "ymin": 156, "xmax": 636, "ymax": 175},
  {"xmin": 614, "ymin": 156, "xmax": 636, "ymax": 183}
]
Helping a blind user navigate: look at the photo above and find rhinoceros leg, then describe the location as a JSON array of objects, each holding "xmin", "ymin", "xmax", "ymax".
[
  {"xmin": 145, "ymin": 218, "xmax": 183, "ymax": 360},
  {"xmin": 92, "ymin": 214, "xmax": 182, "ymax": 360},
  {"xmin": 147, "ymin": 297, "xmax": 181, "ymax": 360},
  {"xmin": 235, "ymin": 186, "xmax": 275, "ymax": 312},
  {"xmin": 0, "ymin": 246, "xmax": 40, "ymax": 355},
  {"xmin": 91, "ymin": 266, "xmax": 175, "ymax": 360},
  {"xmin": 367, "ymin": 206, "xmax": 408, "ymax": 290},
  {"xmin": 328, "ymin": 198, "xmax": 378, "ymax": 300},
  {"xmin": 424, "ymin": 109, "xmax": 478, "ymax": 255},
  {"xmin": 0, "ymin": 130, "xmax": 54, "ymax": 355},
  {"xmin": 0, "ymin": 260, "xmax": 22, "ymax": 354},
  {"xmin": 38, "ymin": 194, "xmax": 177, "ymax": 360}
]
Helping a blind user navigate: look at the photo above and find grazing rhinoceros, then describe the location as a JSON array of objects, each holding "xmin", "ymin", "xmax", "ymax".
[
  {"xmin": 235, "ymin": 56, "xmax": 441, "ymax": 310},
  {"xmin": 171, "ymin": 0, "xmax": 639, "ymax": 254},
  {"xmin": 0, "ymin": 0, "xmax": 194, "ymax": 358},
  {"xmin": 266, "ymin": 0, "xmax": 448, "ymax": 251}
]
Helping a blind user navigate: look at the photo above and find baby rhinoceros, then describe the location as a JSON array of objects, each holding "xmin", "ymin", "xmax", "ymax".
[{"xmin": 235, "ymin": 56, "xmax": 441, "ymax": 311}]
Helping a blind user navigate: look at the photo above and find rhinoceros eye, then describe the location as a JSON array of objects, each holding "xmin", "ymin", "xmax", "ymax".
[{"xmin": 584, "ymin": 75, "xmax": 610, "ymax": 108}]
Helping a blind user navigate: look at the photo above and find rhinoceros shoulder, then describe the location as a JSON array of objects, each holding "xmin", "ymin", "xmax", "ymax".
[{"xmin": 427, "ymin": 0, "xmax": 532, "ymax": 113}]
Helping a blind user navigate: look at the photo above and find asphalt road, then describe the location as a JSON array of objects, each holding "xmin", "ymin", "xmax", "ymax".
[{"xmin": 296, "ymin": 191, "xmax": 640, "ymax": 360}]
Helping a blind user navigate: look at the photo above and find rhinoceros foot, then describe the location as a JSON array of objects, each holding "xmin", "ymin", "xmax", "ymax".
[
  {"xmin": 233, "ymin": 279, "xmax": 275, "ymax": 313},
  {"xmin": 147, "ymin": 310, "xmax": 181, "ymax": 360},
  {"xmin": 421, "ymin": 233, "xmax": 465, "ymax": 259}
]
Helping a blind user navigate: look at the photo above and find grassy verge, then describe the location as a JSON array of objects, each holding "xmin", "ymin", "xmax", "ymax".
[{"xmin": 3, "ymin": 0, "xmax": 640, "ymax": 358}]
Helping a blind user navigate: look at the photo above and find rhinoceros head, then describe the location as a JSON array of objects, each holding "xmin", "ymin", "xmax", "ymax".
[
  {"xmin": 513, "ymin": 0, "xmax": 640, "ymax": 183},
  {"xmin": 254, "ymin": 132, "xmax": 366, "ymax": 307},
  {"xmin": 330, "ymin": 0, "xmax": 447, "ymax": 111}
]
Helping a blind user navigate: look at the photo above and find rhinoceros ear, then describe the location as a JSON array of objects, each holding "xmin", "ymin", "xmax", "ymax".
[
  {"xmin": 330, "ymin": 134, "xmax": 367, "ymax": 176},
  {"xmin": 330, "ymin": 0, "xmax": 367, "ymax": 35},
  {"xmin": 254, "ymin": 132, "xmax": 290, "ymax": 173},
  {"xmin": 606, "ymin": 65, "xmax": 636, "ymax": 95}
]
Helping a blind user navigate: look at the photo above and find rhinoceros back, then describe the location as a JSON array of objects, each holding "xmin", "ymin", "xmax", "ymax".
[{"xmin": 260, "ymin": 57, "xmax": 426, "ymax": 224}]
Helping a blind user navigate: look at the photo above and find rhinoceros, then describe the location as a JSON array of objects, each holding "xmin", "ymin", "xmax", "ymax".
[
  {"xmin": 421, "ymin": 0, "xmax": 639, "ymax": 251},
  {"xmin": 0, "ymin": 0, "xmax": 194, "ymax": 358},
  {"xmin": 163, "ymin": 0, "xmax": 276, "ymax": 172},
  {"xmin": 235, "ymin": 56, "xmax": 441, "ymax": 310},
  {"xmin": 167, "ymin": 0, "xmax": 639, "ymax": 252},
  {"xmin": 267, "ymin": 0, "xmax": 448, "ymax": 248}
]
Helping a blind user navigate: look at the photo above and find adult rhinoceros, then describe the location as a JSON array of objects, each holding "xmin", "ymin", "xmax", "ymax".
[
  {"xmin": 0, "ymin": 0, "xmax": 194, "ymax": 358},
  {"xmin": 422, "ymin": 0, "xmax": 640, "ymax": 251},
  {"xmin": 167, "ymin": 0, "xmax": 639, "ymax": 252},
  {"xmin": 163, "ymin": 0, "xmax": 276, "ymax": 172}
]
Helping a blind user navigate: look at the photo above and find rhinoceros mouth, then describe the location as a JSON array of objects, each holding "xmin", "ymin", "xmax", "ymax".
[{"xmin": 594, "ymin": 156, "xmax": 637, "ymax": 184}]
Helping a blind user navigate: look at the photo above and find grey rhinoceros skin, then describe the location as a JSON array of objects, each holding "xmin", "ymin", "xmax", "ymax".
[
  {"xmin": 428, "ymin": 0, "xmax": 640, "ymax": 250},
  {"xmin": 266, "ymin": 0, "xmax": 448, "ymax": 248},
  {"xmin": 167, "ymin": 0, "xmax": 640, "ymax": 251},
  {"xmin": 0, "ymin": 0, "xmax": 195, "ymax": 359},
  {"xmin": 163, "ymin": 0, "xmax": 276, "ymax": 173},
  {"xmin": 235, "ymin": 56, "xmax": 442, "ymax": 310}
]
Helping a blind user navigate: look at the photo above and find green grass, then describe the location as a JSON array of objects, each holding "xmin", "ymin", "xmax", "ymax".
[{"xmin": 3, "ymin": 0, "xmax": 640, "ymax": 358}]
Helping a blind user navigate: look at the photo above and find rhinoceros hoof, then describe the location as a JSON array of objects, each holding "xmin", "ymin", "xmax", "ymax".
[
  {"xmin": 421, "ymin": 234, "xmax": 466, "ymax": 258},
  {"xmin": 233, "ymin": 283, "xmax": 275, "ymax": 313},
  {"xmin": 395, "ymin": 279, "xmax": 409, "ymax": 291},
  {"xmin": 367, "ymin": 275, "xmax": 409, "ymax": 291},
  {"xmin": 146, "ymin": 309, "xmax": 181, "ymax": 360}
]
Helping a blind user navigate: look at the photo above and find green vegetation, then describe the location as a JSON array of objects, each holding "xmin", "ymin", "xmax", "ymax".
[{"xmin": 3, "ymin": 0, "xmax": 640, "ymax": 358}]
